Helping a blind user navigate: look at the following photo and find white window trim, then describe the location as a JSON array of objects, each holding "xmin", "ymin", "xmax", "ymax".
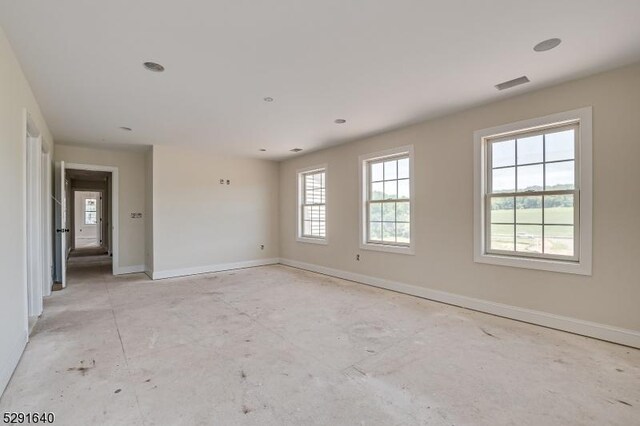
[
  {"xmin": 359, "ymin": 145, "xmax": 415, "ymax": 255},
  {"xmin": 473, "ymin": 107, "xmax": 592, "ymax": 275},
  {"xmin": 296, "ymin": 164, "xmax": 328, "ymax": 245}
]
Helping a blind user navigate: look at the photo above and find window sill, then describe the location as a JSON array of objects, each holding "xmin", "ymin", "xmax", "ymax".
[
  {"xmin": 297, "ymin": 237, "xmax": 328, "ymax": 245},
  {"xmin": 360, "ymin": 242, "xmax": 415, "ymax": 255},
  {"xmin": 474, "ymin": 252, "xmax": 591, "ymax": 275}
]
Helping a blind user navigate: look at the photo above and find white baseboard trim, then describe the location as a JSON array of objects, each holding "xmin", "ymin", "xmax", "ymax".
[
  {"xmin": 152, "ymin": 258, "xmax": 280, "ymax": 280},
  {"xmin": 114, "ymin": 264, "xmax": 146, "ymax": 275},
  {"xmin": 279, "ymin": 258, "xmax": 640, "ymax": 349},
  {"xmin": 0, "ymin": 331, "xmax": 28, "ymax": 397}
]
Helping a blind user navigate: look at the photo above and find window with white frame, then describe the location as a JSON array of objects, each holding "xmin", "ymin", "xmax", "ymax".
[
  {"xmin": 85, "ymin": 198, "xmax": 97, "ymax": 225},
  {"xmin": 474, "ymin": 107, "xmax": 592, "ymax": 275},
  {"xmin": 360, "ymin": 146, "xmax": 414, "ymax": 254},
  {"xmin": 298, "ymin": 167, "xmax": 326, "ymax": 242}
]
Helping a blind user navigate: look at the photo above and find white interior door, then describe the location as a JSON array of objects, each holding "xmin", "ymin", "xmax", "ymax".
[{"xmin": 54, "ymin": 161, "xmax": 67, "ymax": 287}]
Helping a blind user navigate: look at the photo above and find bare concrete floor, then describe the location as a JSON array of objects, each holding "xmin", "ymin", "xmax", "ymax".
[{"xmin": 1, "ymin": 263, "xmax": 638, "ymax": 425}]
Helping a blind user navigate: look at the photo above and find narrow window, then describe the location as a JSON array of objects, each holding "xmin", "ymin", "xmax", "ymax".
[
  {"xmin": 297, "ymin": 166, "xmax": 327, "ymax": 243},
  {"xmin": 360, "ymin": 146, "xmax": 414, "ymax": 254},
  {"xmin": 85, "ymin": 198, "xmax": 97, "ymax": 225}
]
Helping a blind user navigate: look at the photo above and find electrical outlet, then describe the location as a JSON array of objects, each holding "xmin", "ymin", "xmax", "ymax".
[
  {"xmin": 219, "ymin": 179, "xmax": 224, "ymax": 184},
  {"xmin": 226, "ymin": 179, "xmax": 230, "ymax": 185},
  {"xmin": 356, "ymin": 254, "xmax": 360, "ymax": 261},
  {"xmin": 260, "ymin": 245, "xmax": 264, "ymax": 250}
]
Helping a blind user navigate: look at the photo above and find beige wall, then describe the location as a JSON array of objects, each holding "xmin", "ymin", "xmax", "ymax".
[
  {"xmin": 279, "ymin": 63, "xmax": 640, "ymax": 333},
  {"xmin": 54, "ymin": 145, "xmax": 147, "ymax": 269},
  {"xmin": 0, "ymin": 26, "xmax": 54, "ymax": 393},
  {"xmin": 152, "ymin": 145, "xmax": 279, "ymax": 276}
]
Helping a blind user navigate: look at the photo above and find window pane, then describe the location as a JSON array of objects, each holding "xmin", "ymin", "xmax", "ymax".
[
  {"xmin": 86, "ymin": 199, "xmax": 96, "ymax": 212},
  {"xmin": 517, "ymin": 164, "xmax": 543, "ymax": 191},
  {"xmin": 318, "ymin": 205, "xmax": 326, "ymax": 222},
  {"xmin": 545, "ymin": 161, "xmax": 574, "ymax": 190},
  {"xmin": 544, "ymin": 195, "xmax": 574, "ymax": 224},
  {"xmin": 305, "ymin": 175, "xmax": 315, "ymax": 190},
  {"xmin": 303, "ymin": 206, "xmax": 312, "ymax": 221},
  {"xmin": 492, "ymin": 167, "xmax": 515, "ymax": 193},
  {"xmin": 396, "ymin": 223, "xmax": 410, "ymax": 243},
  {"xmin": 517, "ymin": 135, "xmax": 543, "ymax": 165},
  {"xmin": 382, "ymin": 202, "xmax": 395, "ymax": 222},
  {"xmin": 397, "ymin": 179, "xmax": 410, "ymax": 199},
  {"xmin": 516, "ymin": 224, "xmax": 542, "ymax": 254},
  {"xmin": 490, "ymin": 224, "xmax": 514, "ymax": 251},
  {"xmin": 492, "ymin": 140, "xmax": 515, "ymax": 168},
  {"xmin": 515, "ymin": 196, "xmax": 542, "ymax": 224},
  {"xmin": 544, "ymin": 225, "xmax": 574, "ymax": 256},
  {"xmin": 382, "ymin": 222, "xmax": 396, "ymax": 242},
  {"xmin": 384, "ymin": 181, "xmax": 397, "ymax": 199},
  {"xmin": 397, "ymin": 158, "xmax": 409, "ymax": 179},
  {"xmin": 490, "ymin": 197, "xmax": 514, "ymax": 223},
  {"xmin": 396, "ymin": 202, "xmax": 410, "ymax": 222},
  {"xmin": 371, "ymin": 162, "xmax": 384, "ymax": 182},
  {"xmin": 303, "ymin": 221, "xmax": 312, "ymax": 235},
  {"xmin": 384, "ymin": 160, "xmax": 397, "ymax": 180},
  {"xmin": 545, "ymin": 129, "xmax": 574, "ymax": 162},
  {"xmin": 369, "ymin": 203, "xmax": 382, "ymax": 222},
  {"xmin": 369, "ymin": 222, "xmax": 382, "ymax": 241},
  {"xmin": 85, "ymin": 212, "xmax": 97, "ymax": 225},
  {"xmin": 371, "ymin": 182, "xmax": 384, "ymax": 200}
]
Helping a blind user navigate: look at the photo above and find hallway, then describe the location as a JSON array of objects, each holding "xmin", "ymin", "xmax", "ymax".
[{"xmin": 1, "ymin": 264, "xmax": 638, "ymax": 425}]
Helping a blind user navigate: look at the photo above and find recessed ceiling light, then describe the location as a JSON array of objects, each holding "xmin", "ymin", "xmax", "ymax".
[
  {"xmin": 290, "ymin": 148, "xmax": 303, "ymax": 153},
  {"xmin": 143, "ymin": 61, "xmax": 165, "ymax": 72},
  {"xmin": 259, "ymin": 148, "xmax": 267, "ymax": 152},
  {"xmin": 334, "ymin": 119, "xmax": 347, "ymax": 124},
  {"xmin": 533, "ymin": 38, "xmax": 561, "ymax": 52},
  {"xmin": 263, "ymin": 97, "xmax": 274, "ymax": 102},
  {"xmin": 119, "ymin": 126, "xmax": 132, "ymax": 131}
]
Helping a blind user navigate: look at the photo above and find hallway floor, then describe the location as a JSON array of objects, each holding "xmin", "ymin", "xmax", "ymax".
[{"xmin": 1, "ymin": 264, "xmax": 638, "ymax": 425}]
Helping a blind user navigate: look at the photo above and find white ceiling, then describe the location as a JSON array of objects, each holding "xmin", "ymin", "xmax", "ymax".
[{"xmin": 2, "ymin": 1, "xmax": 640, "ymax": 159}]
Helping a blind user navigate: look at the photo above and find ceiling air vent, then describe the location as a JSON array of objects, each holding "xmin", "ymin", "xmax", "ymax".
[
  {"xmin": 495, "ymin": 76, "xmax": 530, "ymax": 91},
  {"xmin": 290, "ymin": 148, "xmax": 303, "ymax": 153}
]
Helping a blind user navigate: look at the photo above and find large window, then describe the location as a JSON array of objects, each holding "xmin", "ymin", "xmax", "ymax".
[
  {"xmin": 360, "ymin": 146, "xmax": 414, "ymax": 254},
  {"xmin": 85, "ymin": 198, "xmax": 97, "ymax": 225},
  {"xmin": 297, "ymin": 166, "xmax": 327, "ymax": 243},
  {"xmin": 474, "ymin": 107, "xmax": 592, "ymax": 275}
]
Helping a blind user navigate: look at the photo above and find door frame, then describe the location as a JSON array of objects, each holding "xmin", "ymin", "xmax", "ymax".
[
  {"xmin": 23, "ymin": 110, "xmax": 52, "ymax": 321},
  {"xmin": 65, "ymin": 163, "xmax": 120, "ymax": 275}
]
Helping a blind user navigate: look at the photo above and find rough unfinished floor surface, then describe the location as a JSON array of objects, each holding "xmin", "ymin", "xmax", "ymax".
[{"xmin": 1, "ymin": 261, "xmax": 639, "ymax": 425}]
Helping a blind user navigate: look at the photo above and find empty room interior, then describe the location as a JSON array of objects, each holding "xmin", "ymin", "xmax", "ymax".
[{"xmin": 1, "ymin": 1, "xmax": 639, "ymax": 425}]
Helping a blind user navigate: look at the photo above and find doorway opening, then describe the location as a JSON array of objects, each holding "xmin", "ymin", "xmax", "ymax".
[
  {"xmin": 67, "ymin": 169, "xmax": 112, "ymax": 270},
  {"xmin": 74, "ymin": 191, "xmax": 102, "ymax": 249},
  {"xmin": 54, "ymin": 163, "xmax": 119, "ymax": 287}
]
